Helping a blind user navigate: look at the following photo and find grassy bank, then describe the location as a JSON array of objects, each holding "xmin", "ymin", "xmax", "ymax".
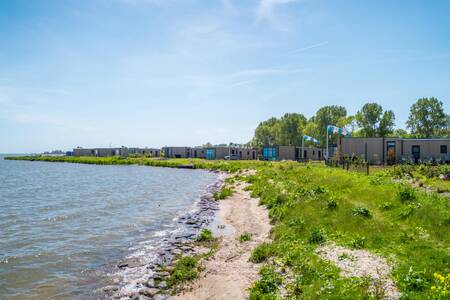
[
  {"xmin": 6, "ymin": 155, "xmax": 450, "ymax": 298},
  {"xmin": 246, "ymin": 163, "xmax": 449, "ymax": 299},
  {"xmin": 4, "ymin": 155, "xmax": 268, "ymax": 172}
]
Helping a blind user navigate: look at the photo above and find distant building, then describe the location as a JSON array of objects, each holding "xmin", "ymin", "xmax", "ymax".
[
  {"xmin": 261, "ymin": 145, "xmax": 324, "ymax": 161},
  {"xmin": 162, "ymin": 147, "xmax": 192, "ymax": 158},
  {"xmin": 124, "ymin": 147, "xmax": 160, "ymax": 157},
  {"xmin": 339, "ymin": 137, "xmax": 450, "ymax": 164},
  {"xmin": 73, "ymin": 147, "xmax": 160, "ymax": 157},
  {"xmin": 204, "ymin": 146, "xmax": 257, "ymax": 160}
]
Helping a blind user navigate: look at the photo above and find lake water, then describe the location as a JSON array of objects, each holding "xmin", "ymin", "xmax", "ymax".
[{"xmin": 0, "ymin": 156, "xmax": 219, "ymax": 299}]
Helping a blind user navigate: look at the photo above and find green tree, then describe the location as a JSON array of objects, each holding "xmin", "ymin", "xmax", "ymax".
[
  {"xmin": 314, "ymin": 105, "xmax": 347, "ymax": 145},
  {"xmin": 278, "ymin": 113, "xmax": 307, "ymax": 146},
  {"xmin": 356, "ymin": 103, "xmax": 395, "ymax": 137},
  {"xmin": 406, "ymin": 97, "xmax": 448, "ymax": 138},
  {"xmin": 252, "ymin": 117, "xmax": 280, "ymax": 146}
]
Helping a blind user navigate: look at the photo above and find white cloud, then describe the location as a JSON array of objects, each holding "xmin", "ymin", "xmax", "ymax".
[{"xmin": 256, "ymin": 0, "xmax": 296, "ymax": 21}]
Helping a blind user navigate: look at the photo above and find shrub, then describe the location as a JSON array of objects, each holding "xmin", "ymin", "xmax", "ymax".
[
  {"xmin": 249, "ymin": 266, "xmax": 282, "ymax": 299},
  {"xmin": 239, "ymin": 232, "xmax": 252, "ymax": 242},
  {"xmin": 351, "ymin": 206, "xmax": 372, "ymax": 218},
  {"xmin": 288, "ymin": 217, "xmax": 305, "ymax": 229},
  {"xmin": 398, "ymin": 204, "xmax": 415, "ymax": 219},
  {"xmin": 213, "ymin": 187, "xmax": 233, "ymax": 200},
  {"xmin": 397, "ymin": 185, "xmax": 417, "ymax": 202},
  {"xmin": 197, "ymin": 229, "xmax": 213, "ymax": 242},
  {"xmin": 167, "ymin": 256, "xmax": 198, "ymax": 287},
  {"xmin": 250, "ymin": 243, "xmax": 273, "ymax": 263},
  {"xmin": 430, "ymin": 272, "xmax": 450, "ymax": 299},
  {"xmin": 379, "ymin": 201, "xmax": 394, "ymax": 210},
  {"xmin": 326, "ymin": 198, "xmax": 338, "ymax": 210},
  {"xmin": 308, "ymin": 228, "xmax": 326, "ymax": 244},
  {"xmin": 314, "ymin": 186, "xmax": 327, "ymax": 194},
  {"xmin": 398, "ymin": 267, "xmax": 428, "ymax": 291},
  {"xmin": 351, "ymin": 235, "xmax": 367, "ymax": 249}
]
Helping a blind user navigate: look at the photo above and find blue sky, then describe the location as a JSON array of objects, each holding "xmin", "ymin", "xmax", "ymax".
[{"xmin": 0, "ymin": 0, "xmax": 449, "ymax": 153}]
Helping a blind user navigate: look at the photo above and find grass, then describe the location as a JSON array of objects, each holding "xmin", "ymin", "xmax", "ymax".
[
  {"xmin": 6, "ymin": 155, "xmax": 450, "ymax": 298},
  {"xmin": 249, "ymin": 266, "xmax": 282, "ymax": 300},
  {"xmin": 238, "ymin": 232, "xmax": 252, "ymax": 242},
  {"xmin": 167, "ymin": 256, "xmax": 200, "ymax": 287},
  {"xmin": 3, "ymin": 155, "xmax": 269, "ymax": 172},
  {"xmin": 197, "ymin": 229, "xmax": 214, "ymax": 242},
  {"xmin": 213, "ymin": 187, "xmax": 233, "ymax": 200},
  {"xmin": 247, "ymin": 162, "xmax": 449, "ymax": 299}
]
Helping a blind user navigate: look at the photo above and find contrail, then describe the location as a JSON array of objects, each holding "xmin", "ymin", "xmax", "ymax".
[{"xmin": 290, "ymin": 41, "xmax": 329, "ymax": 54}]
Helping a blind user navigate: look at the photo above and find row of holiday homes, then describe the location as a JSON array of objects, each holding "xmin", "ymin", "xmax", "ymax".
[
  {"xmin": 72, "ymin": 145, "xmax": 324, "ymax": 161},
  {"xmin": 72, "ymin": 137, "xmax": 450, "ymax": 164}
]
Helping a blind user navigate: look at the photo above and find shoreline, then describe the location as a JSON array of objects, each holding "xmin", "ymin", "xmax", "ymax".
[
  {"xmin": 172, "ymin": 172, "xmax": 271, "ymax": 299},
  {"xmin": 103, "ymin": 170, "xmax": 229, "ymax": 299}
]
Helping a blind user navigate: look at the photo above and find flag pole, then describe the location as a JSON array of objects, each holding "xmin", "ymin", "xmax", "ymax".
[{"xmin": 302, "ymin": 136, "xmax": 304, "ymax": 160}]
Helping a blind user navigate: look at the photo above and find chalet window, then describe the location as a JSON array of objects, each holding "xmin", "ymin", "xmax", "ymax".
[{"xmin": 441, "ymin": 145, "xmax": 448, "ymax": 154}]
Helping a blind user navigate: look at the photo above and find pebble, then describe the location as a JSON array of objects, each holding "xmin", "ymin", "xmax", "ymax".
[
  {"xmin": 158, "ymin": 281, "xmax": 168, "ymax": 289},
  {"xmin": 145, "ymin": 279, "xmax": 156, "ymax": 288},
  {"xmin": 139, "ymin": 287, "xmax": 158, "ymax": 297}
]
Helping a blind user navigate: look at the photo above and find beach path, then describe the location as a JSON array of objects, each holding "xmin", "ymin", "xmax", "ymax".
[{"xmin": 173, "ymin": 180, "xmax": 271, "ymax": 300}]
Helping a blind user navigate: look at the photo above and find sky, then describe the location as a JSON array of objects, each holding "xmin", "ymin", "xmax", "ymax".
[{"xmin": 0, "ymin": 0, "xmax": 449, "ymax": 153}]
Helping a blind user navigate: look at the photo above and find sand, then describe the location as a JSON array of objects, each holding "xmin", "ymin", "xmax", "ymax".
[{"xmin": 173, "ymin": 179, "xmax": 271, "ymax": 300}]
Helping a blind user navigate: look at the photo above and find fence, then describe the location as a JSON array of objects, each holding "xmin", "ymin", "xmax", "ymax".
[{"xmin": 325, "ymin": 158, "xmax": 370, "ymax": 175}]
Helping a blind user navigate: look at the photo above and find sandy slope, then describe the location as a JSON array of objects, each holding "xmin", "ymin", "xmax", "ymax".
[{"xmin": 173, "ymin": 180, "xmax": 271, "ymax": 300}]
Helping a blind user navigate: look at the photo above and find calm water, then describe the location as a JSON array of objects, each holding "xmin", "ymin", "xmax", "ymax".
[{"xmin": 0, "ymin": 156, "xmax": 218, "ymax": 299}]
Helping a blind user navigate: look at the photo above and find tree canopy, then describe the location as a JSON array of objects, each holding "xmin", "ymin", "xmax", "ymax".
[
  {"xmin": 355, "ymin": 103, "xmax": 395, "ymax": 137},
  {"xmin": 251, "ymin": 99, "xmax": 448, "ymax": 148},
  {"xmin": 406, "ymin": 97, "xmax": 448, "ymax": 138}
]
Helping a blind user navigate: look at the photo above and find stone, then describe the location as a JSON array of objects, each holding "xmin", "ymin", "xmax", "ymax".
[
  {"xmin": 145, "ymin": 279, "xmax": 156, "ymax": 288},
  {"xmin": 102, "ymin": 285, "xmax": 118, "ymax": 292},
  {"xmin": 158, "ymin": 281, "xmax": 168, "ymax": 288},
  {"xmin": 139, "ymin": 287, "xmax": 158, "ymax": 297}
]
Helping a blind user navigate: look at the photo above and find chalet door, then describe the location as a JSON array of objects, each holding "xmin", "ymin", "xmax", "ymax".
[
  {"xmin": 386, "ymin": 141, "xmax": 396, "ymax": 165},
  {"xmin": 412, "ymin": 145, "xmax": 420, "ymax": 164}
]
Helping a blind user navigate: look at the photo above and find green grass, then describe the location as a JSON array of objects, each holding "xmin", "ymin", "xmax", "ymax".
[
  {"xmin": 3, "ymin": 155, "xmax": 269, "ymax": 172},
  {"xmin": 247, "ymin": 163, "xmax": 449, "ymax": 299},
  {"xmin": 213, "ymin": 187, "xmax": 234, "ymax": 200},
  {"xmin": 249, "ymin": 265, "xmax": 282, "ymax": 300},
  {"xmin": 197, "ymin": 229, "xmax": 214, "ymax": 242},
  {"xmin": 167, "ymin": 256, "xmax": 200, "ymax": 287},
  {"xmin": 238, "ymin": 232, "xmax": 252, "ymax": 242}
]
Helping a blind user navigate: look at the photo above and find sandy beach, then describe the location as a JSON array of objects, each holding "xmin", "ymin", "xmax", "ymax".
[{"xmin": 173, "ymin": 177, "xmax": 271, "ymax": 300}]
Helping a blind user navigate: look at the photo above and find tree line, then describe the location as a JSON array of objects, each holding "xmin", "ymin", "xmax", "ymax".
[{"xmin": 251, "ymin": 97, "xmax": 449, "ymax": 147}]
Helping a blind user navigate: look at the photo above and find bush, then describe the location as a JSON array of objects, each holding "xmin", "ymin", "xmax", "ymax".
[
  {"xmin": 398, "ymin": 204, "xmax": 416, "ymax": 219},
  {"xmin": 351, "ymin": 235, "xmax": 367, "ymax": 249},
  {"xmin": 379, "ymin": 201, "xmax": 394, "ymax": 210},
  {"xmin": 351, "ymin": 206, "xmax": 372, "ymax": 218},
  {"xmin": 213, "ymin": 187, "xmax": 233, "ymax": 200},
  {"xmin": 397, "ymin": 185, "xmax": 417, "ymax": 202},
  {"xmin": 326, "ymin": 198, "xmax": 338, "ymax": 209},
  {"xmin": 197, "ymin": 229, "xmax": 213, "ymax": 242},
  {"xmin": 308, "ymin": 228, "xmax": 326, "ymax": 244},
  {"xmin": 249, "ymin": 266, "xmax": 282, "ymax": 299},
  {"xmin": 250, "ymin": 243, "xmax": 273, "ymax": 263},
  {"xmin": 167, "ymin": 256, "xmax": 199, "ymax": 287},
  {"xmin": 398, "ymin": 267, "xmax": 428, "ymax": 291}
]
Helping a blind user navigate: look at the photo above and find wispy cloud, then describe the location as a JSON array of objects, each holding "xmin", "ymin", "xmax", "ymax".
[
  {"xmin": 256, "ymin": 0, "xmax": 296, "ymax": 21},
  {"xmin": 232, "ymin": 67, "xmax": 309, "ymax": 77},
  {"xmin": 228, "ymin": 79, "xmax": 257, "ymax": 87},
  {"xmin": 290, "ymin": 41, "xmax": 329, "ymax": 54}
]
